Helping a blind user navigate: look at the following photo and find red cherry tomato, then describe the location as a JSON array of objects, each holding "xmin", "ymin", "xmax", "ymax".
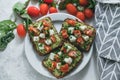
[
  {"xmin": 76, "ymin": 12, "xmax": 85, "ymax": 21},
  {"xmin": 49, "ymin": 7, "xmax": 58, "ymax": 14},
  {"xmin": 43, "ymin": 0, "xmax": 53, "ymax": 4},
  {"xmin": 79, "ymin": 0, "xmax": 88, "ymax": 6},
  {"xmin": 40, "ymin": 3, "xmax": 49, "ymax": 16},
  {"xmin": 17, "ymin": 24, "xmax": 26, "ymax": 38},
  {"xmin": 27, "ymin": 6, "xmax": 40, "ymax": 17},
  {"xmin": 60, "ymin": 64, "xmax": 69, "ymax": 73},
  {"xmin": 66, "ymin": 3, "xmax": 77, "ymax": 15},
  {"xmin": 84, "ymin": 8, "xmax": 94, "ymax": 19}
]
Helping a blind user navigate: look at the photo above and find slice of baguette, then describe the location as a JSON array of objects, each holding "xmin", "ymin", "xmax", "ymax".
[
  {"xmin": 42, "ymin": 42, "xmax": 83, "ymax": 78},
  {"xmin": 60, "ymin": 18, "xmax": 96, "ymax": 51},
  {"xmin": 28, "ymin": 17, "xmax": 62, "ymax": 56}
]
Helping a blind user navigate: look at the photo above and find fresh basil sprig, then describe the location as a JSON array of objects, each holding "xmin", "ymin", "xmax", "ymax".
[
  {"xmin": 0, "ymin": 20, "xmax": 16, "ymax": 51},
  {"xmin": 13, "ymin": 0, "xmax": 32, "ymax": 31},
  {"xmin": 88, "ymin": 0, "xmax": 96, "ymax": 9}
]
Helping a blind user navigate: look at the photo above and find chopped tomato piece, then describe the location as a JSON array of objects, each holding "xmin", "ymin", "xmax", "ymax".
[
  {"xmin": 61, "ymin": 47, "xmax": 67, "ymax": 53},
  {"xmin": 73, "ymin": 30, "xmax": 81, "ymax": 36},
  {"xmin": 29, "ymin": 26, "xmax": 39, "ymax": 35},
  {"xmin": 39, "ymin": 39, "xmax": 45, "ymax": 43},
  {"xmin": 77, "ymin": 37, "xmax": 84, "ymax": 44},
  {"xmin": 50, "ymin": 35, "xmax": 56, "ymax": 43},
  {"xmin": 60, "ymin": 64, "xmax": 69, "ymax": 73},
  {"xmin": 42, "ymin": 20, "xmax": 50, "ymax": 27},
  {"xmin": 52, "ymin": 61, "xmax": 57, "ymax": 69},
  {"xmin": 66, "ymin": 19, "xmax": 76, "ymax": 26},
  {"xmin": 44, "ymin": 26, "xmax": 49, "ymax": 30},
  {"xmin": 44, "ymin": 45, "xmax": 51, "ymax": 53},
  {"xmin": 61, "ymin": 29, "xmax": 68, "ymax": 39},
  {"xmin": 68, "ymin": 50, "xmax": 77, "ymax": 58},
  {"xmin": 43, "ymin": 22, "xmax": 50, "ymax": 27},
  {"xmin": 84, "ymin": 29, "xmax": 93, "ymax": 36},
  {"xmin": 54, "ymin": 54, "xmax": 60, "ymax": 62}
]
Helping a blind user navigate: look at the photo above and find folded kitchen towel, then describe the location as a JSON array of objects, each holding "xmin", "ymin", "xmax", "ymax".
[
  {"xmin": 94, "ymin": 2, "xmax": 120, "ymax": 80},
  {"xmin": 96, "ymin": 0, "xmax": 120, "ymax": 4}
]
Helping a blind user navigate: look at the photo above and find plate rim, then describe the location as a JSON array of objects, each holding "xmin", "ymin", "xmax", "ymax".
[{"xmin": 25, "ymin": 13, "xmax": 93, "ymax": 79}]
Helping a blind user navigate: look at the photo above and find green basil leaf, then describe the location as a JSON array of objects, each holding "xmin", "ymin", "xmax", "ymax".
[
  {"xmin": 0, "ymin": 20, "xmax": 16, "ymax": 32},
  {"xmin": 88, "ymin": 0, "xmax": 96, "ymax": 9},
  {"xmin": 13, "ymin": 2, "xmax": 26, "ymax": 15},
  {"xmin": 0, "ymin": 20, "xmax": 16, "ymax": 51},
  {"xmin": 0, "ymin": 32, "xmax": 15, "ymax": 51},
  {"xmin": 21, "ymin": 12, "xmax": 32, "ymax": 21},
  {"xmin": 13, "ymin": 0, "xmax": 32, "ymax": 31},
  {"xmin": 13, "ymin": 0, "xmax": 30, "ymax": 14}
]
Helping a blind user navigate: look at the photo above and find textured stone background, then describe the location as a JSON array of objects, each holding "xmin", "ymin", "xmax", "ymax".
[{"xmin": 0, "ymin": 0, "xmax": 98, "ymax": 80}]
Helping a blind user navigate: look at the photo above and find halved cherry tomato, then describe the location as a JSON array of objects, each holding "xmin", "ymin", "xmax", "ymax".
[
  {"xmin": 54, "ymin": 54, "xmax": 60, "ymax": 62},
  {"xmin": 17, "ymin": 24, "xmax": 26, "ymax": 38},
  {"xmin": 49, "ymin": 7, "xmax": 58, "ymax": 14},
  {"xmin": 68, "ymin": 50, "xmax": 77, "ymax": 58},
  {"xmin": 28, "ymin": 26, "xmax": 39, "ymax": 36},
  {"xmin": 77, "ymin": 37, "xmax": 84, "ymax": 44},
  {"xmin": 52, "ymin": 61, "xmax": 57, "ymax": 69},
  {"xmin": 66, "ymin": 19, "xmax": 76, "ymax": 26},
  {"xmin": 27, "ymin": 6, "xmax": 40, "ymax": 17},
  {"xmin": 73, "ymin": 30, "xmax": 81, "ymax": 36},
  {"xmin": 84, "ymin": 29, "xmax": 93, "ymax": 36},
  {"xmin": 61, "ymin": 29, "xmax": 68, "ymax": 39},
  {"xmin": 60, "ymin": 64, "xmax": 69, "ymax": 73},
  {"xmin": 40, "ymin": 3, "xmax": 49, "ymax": 16},
  {"xmin": 50, "ymin": 35, "xmax": 56, "ymax": 43},
  {"xmin": 44, "ymin": 45, "xmax": 51, "ymax": 53}
]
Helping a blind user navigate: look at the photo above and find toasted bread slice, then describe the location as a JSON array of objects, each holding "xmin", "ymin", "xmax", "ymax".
[
  {"xmin": 60, "ymin": 18, "xmax": 96, "ymax": 51},
  {"xmin": 28, "ymin": 17, "xmax": 62, "ymax": 56},
  {"xmin": 42, "ymin": 42, "xmax": 83, "ymax": 78}
]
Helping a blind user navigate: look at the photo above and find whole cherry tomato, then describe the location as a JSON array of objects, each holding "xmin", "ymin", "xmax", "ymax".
[
  {"xmin": 43, "ymin": 0, "xmax": 53, "ymax": 4},
  {"xmin": 84, "ymin": 8, "xmax": 94, "ymax": 19},
  {"xmin": 40, "ymin": 3, "xmax": 49, "ymax": 16},
  {"xmin": 49, "ymin": 7, "xmax": 58, "ymax": 14},
  {"xmin": 27, "ymin": 6, "xmax": 40, "ymax": 17},
  {"xmin": 76, "ymin": 12, "xmax": 85, "ymax": 21},
  {"xmin": 17, "ymin": 24, "xmax": 26, "ymax": 38},
  {"xmin": 66, "ymin": 3, "xmax": 77, "ymax": 15},
  {"xmin": 79, "ymin": 0, "xmax": 88, "ymax": 6}
]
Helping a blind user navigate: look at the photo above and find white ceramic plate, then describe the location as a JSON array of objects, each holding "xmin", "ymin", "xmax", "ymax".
[{"xmin": 25, "ymin": 13, "xmax": 93, "ymax": 79}]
